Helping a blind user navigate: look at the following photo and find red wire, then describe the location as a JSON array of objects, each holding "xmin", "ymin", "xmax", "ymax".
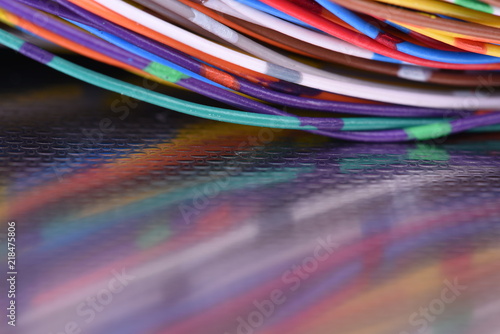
[{"xmin": 259, "ymin": 0, "xmax": 500, "ymax": 70}]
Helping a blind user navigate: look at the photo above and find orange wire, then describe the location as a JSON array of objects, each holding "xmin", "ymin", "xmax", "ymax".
[
  {"xmin": 67, "ymin": 0, "xmax": 372, "ymax": 103},
  {"xmin": 3, "ymin": 11, "xmax": 138, "ymax": 71},
  {"xmin": 176, "ymin": 0, "xmax": 377, "ymax": 104},
  {"xmin": 178, "ymin": 0, "xmax": 317, "ymax": 58},
  {"xmin": 67, "ymin": 0, "xmax": 279, "ymax": 83}
]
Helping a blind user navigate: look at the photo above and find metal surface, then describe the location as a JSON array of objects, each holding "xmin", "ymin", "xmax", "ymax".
[{"xmin": 1, "ymin": 54, "xmax": 500, "ymax": 334}]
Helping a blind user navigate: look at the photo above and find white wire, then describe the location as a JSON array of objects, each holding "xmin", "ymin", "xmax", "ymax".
[
  {"xmin": 154, "ymin": 0, "xmax": 448, "ymax": 103},
  {"xmin": 205, "ymin": 0, "xmax": 375, "ymax": 60},
  {"xmin": 203, "ymin": 0, "xmax": 263, "ymax": 24},
  {"xmin": 92, "ymin": 0, "xmax": 500, "ymax": 109},
  {"xmin": 93, "ymin": 0, "xmax": 268, "ymax": 70}
]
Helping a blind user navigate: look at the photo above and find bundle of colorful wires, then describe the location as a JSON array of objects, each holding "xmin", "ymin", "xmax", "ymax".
[{"xmin": 2, "ymin": 0, "xmax": 500, "ymax": 142}]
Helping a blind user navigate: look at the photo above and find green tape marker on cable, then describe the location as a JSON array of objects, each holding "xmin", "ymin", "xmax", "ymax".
[
  {"xmin": 455, "ymin": 0, "xmax": 493, "ymax": 14},
  {"xmin": 145, "ymin": 62, "xmax": 189, "ymax": 83},
  {"xmin": 405, "ymin": 122, "xmax": 452, "ymax": 141},
  {"xmin": 43, "ymin": 54, "xmax": 310, "ymax": 129}
]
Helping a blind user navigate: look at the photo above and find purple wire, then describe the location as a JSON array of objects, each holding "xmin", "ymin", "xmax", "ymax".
[
  {"xmin": 326, "ymin": 113, "xmax": 500, "ymax": 142},
  {"xmin": 7, "ymin": 20, "xmax": 402, "ymax": 141},
  {"xmin": 5, "ymin": 0, "xmax": 341, "ymax": 127},
  {"xmin": 7, "ymin": 0, "xmax": 500, "ymax": 141},
  {"xmin": 15, "ymin": 0, "xmax": 471, "ymax": 118},
  {"xmin": 11, "ymin": 33, "xmax": 500, "ymax": 141},
  {"xmin": 451, "ymin": 112, "xmax": 500, "ymax": 132},
  {"xmin": 7, "ymin": 1, "xmax": 149, "ymax": 68}
]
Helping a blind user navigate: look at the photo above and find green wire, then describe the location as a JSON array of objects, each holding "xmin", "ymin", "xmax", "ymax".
[
  {"xmin": 0, "ymin": 28, "xmax": 313, "ymax": 130},
  {"xmin": 1, "ymin": 28, "xmax": 499, "ymax": 136}
]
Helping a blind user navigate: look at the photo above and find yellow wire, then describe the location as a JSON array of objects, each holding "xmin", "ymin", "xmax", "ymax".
[
  {"xmin": 373, "ymin": 0, "xmax": 500, "ymax": 28},
  {"xmin": 391, "ymin": 20, "xmax": 500, "ymax": 57}
]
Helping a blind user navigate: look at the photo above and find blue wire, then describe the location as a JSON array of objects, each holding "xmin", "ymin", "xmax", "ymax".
[
  {"xmin": 67, "ymin": 19, "xmax": 228, "ymax": 89},
  {"xmin": 233, "ymin": 0, "xmax": 320, "ymax": 30},
  {"xmin": 233, "ymin": 0, "xmax": 406, "ymax": 64},
  {"xmin": 315, "ymin": 0, "xmax": 500, "ymax": 64}
]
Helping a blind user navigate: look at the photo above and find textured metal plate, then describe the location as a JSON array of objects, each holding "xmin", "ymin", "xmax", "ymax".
[{"xmin": 1, "ymin": 53, "xmax": 500, "ymax": 334}]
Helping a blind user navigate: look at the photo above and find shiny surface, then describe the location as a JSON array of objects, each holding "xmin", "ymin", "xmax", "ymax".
[{"xmin": 1, "ymin": 54, "xmax": 500, "ymax": 334}]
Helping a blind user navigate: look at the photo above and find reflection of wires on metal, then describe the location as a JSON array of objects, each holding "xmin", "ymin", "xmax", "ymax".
[
  {"xmin": 2, "ymin": 0, "xmax": 500, "ymax": 141},
  {"xmin": 16, "ymin": 137, "xmax": 500, "ymax": 334}
]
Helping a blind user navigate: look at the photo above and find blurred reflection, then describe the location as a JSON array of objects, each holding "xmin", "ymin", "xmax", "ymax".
[{"xmin": 1, "ymin": 61, "xmax": 500, "ymax": 334}]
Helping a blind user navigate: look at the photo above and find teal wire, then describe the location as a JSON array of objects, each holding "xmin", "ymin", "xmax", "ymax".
[{"xmin": 1, "ymin": 28, "xmax": 499, "ymax": 135}]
